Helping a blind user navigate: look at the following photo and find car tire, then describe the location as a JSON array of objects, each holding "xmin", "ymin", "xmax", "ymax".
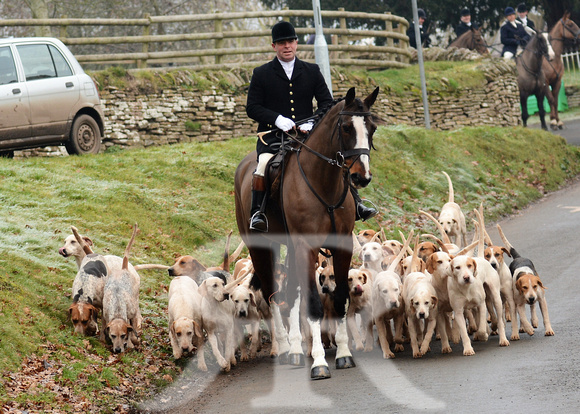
[
  {"xmin": 65, "ymin": 114, "xmax": 101, "ymax": 155},
  {"xmin": 0, "ymin": 150, "xmax": 15, "ymax": 158}
]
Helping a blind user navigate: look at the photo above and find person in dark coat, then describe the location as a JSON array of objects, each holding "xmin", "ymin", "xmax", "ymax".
[
  {"xmin": 516, "ymin": 3, "xmax": 536, "ymax": 32},
  {"xmin": 455, "ymin": 7, "xmax": 479, "ymax": 39},
  {"xmin": 407, "ymin": 8, "xmax": 431, "ymax": 49},
  {"xmin": 245, "ymin": 21, "xmax": 377, "ymax": 231},
  {"xmin": 500, "ymin": 7, "xmax": 530, "ymax": 58}
]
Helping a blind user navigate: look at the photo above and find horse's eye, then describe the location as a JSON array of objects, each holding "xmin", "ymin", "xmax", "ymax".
[{"xmin": 342, "ymin": 123, "xmax": 353, "ymax": 133}]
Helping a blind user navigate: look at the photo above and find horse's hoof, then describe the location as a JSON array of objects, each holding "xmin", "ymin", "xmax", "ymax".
[
  {"xmin": 278, "ymin": 352, "xmax": 289, "ymax": 365},
  {"xmin": 289, "ymin": 353, "xmax": 305, "ymax": 366},
  {"xmin": 311, "ymin": 365, "xmax": 331, "ymax": 380},
  {"xmin": 336, "ymin": 356, "xmax": 356, "ymax": 369}
]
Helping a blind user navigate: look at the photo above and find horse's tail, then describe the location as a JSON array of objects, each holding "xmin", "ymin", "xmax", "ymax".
[{"xmin": 442, "ymin": 171, "xmax": 454, "ymax": 203}]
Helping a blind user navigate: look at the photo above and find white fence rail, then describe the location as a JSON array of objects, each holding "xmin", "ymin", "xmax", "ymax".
[{"xmin": 562, "ymin": 51, "xmax": 580, "ymax": 73}]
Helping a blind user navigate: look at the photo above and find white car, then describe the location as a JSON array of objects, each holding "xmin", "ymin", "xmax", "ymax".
[{"xmin": 0, "ymin": 37, "xmax": 104, "ymax": 156}]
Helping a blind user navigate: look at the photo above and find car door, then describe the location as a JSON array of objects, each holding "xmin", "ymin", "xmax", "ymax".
[
  {"xmin": 0, "ymin": 45, "xmax": 31, "ymax": 143},
  {"xmin": 16, "ymin": 42, "xmax": 79, "ymax": 139}
]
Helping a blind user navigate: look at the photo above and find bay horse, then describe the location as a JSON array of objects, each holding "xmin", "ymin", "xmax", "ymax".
[
  {"xmin": 449, "ymin": 27, "xmax": 489, "ymax": 55},
  {"xmin": 516, "ymin": 33, "xmax": 553, "ymax": 130},
  {"xmin": 544, "ymin": 12, "xmax": 580, "ymax": 130},
  {"xmin": 234, "ymin": 87, "xmax": 379, "ymax": 380}
]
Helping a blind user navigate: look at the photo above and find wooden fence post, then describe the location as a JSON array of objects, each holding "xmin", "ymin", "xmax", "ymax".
[
  {"xmin": 214, "ymin": 11, "xmax": 223, "ymax": 65},
  {"xmin": 139, "ymin": 13, "xmax": 151, "ymax": 69},
  {"xmin": 338, "ymin": 8, "xmax": 349, "ymax": 60},
  {"xmin": 59, "ymin": 15, "xmax": 68, "ymax": 39},
  {"xmin": 385, "ymin": 13, "xmax": 393, "ymax": 62}
]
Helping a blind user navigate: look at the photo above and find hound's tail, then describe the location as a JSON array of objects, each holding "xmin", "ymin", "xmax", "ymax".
[
  {"xmin": 420, "ymin": 209, "xmax": 452, "ymax": 245},
  {"xmin": 496, "ymin": 224, "xmax": 521, "ymax": 260},
  {"xmin": 71, "ymin": 226, "xmax": 94, "ymax": 255},
  {"xmin": 123, "ymin": 223, "xmax": 139, "ymax": 270},
  {"xmin": 442, "ymin": 171, "xmax": 454, "ymax": 203}
]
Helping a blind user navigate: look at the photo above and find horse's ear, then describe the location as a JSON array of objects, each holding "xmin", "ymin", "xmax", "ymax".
[
  {"xmin": 345, "ymin": 87, "xmax": 356, "ymax": 106},
  {"xmin": 564, "ymin": 11, "xmax": 571, "ymax": 21},
  {"xmin": 364, "ymin": 87, "xmax": 379, "ymax": 109}
]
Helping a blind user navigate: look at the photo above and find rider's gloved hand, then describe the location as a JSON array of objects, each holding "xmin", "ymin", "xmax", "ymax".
[
  {"xmin": 299, "ymin": 120, "xmax": 314, "ymax": 133},
  {"xmin": 275, "ymin": 115, "xmax": 296, "ymax": 132}
]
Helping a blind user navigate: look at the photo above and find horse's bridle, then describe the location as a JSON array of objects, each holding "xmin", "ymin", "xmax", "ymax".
[
  {"xmin": 518, "ymin": 34, "xmax": 550, "ymax": 79},
  {"xmin": 287, "ymin": 106, "xmax": 374, "ymax": 232},
  {"xmin": 550, "ymin": 18, "xmax": 580, "ymax": 43}
]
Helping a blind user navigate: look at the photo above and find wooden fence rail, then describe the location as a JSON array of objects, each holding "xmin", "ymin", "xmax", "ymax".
[{"xmin": 0, "ymin": 9, "xmax": 411, "ymax": 70}]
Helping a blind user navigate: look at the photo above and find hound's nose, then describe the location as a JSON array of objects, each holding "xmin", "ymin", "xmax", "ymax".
[
  {"xmin": 463, "ymin": 276, "xmax": 470, "ymax": 283},
  {"xmin": 528, "ymin": 297, "xmax": 536, "ymax": 304},
  {"xmin": 322, "ymin": 286, "xmax": 329, "ymax": 294},
  {"xmin": 419, "ymin": 312, "xmax": 426, "ymax": 319},
  {"xmin": 391, "ymin": 301, "xmax": 399, "ymax": 308},
  {"xmin": 113, "ymin": 348, "xmax": 122, "ymax": 354},
  {"xmin": 238, "ymin": 310, "xmax": 247, "ymax": 318},
  {"xmin": 224, "ymin": 293, "xmax": 230, "ymax": 300}
]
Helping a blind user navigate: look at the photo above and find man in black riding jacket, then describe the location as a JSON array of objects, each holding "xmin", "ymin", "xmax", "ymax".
[
  {"xmin": 245, "ymin": 21, "xmax": 377, "ymax": 232},
  {"xmin": 516, "ymin": 3, "xmax": 536, "ymax": 32},
  {"xmin": 501, "ymin": 7, "xmax": 531, "ymax": 59},
  {"xmin": 455, "ymin": 8, "xmax": 479, "ymax": 39}
]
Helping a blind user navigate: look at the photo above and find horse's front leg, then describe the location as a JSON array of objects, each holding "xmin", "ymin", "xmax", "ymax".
[{"xmin": 333, "ymin": 249, "xmax": 356, "ymax": 370}]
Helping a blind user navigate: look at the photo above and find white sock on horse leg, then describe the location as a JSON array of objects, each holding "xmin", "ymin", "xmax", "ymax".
[
  {"xmin": 288, "ymin": 294, "xmax": 304, "ymax": 355},
  {"xmin": 335, "ymin": 301, "xmax": 353, "ymax": 360},
  {"xmin": 308, "ymin": 318, "xmax": 328, "ymax": 368}
]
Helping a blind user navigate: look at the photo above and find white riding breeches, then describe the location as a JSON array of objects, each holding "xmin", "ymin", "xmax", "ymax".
[{"xmin": 254, "ymin": 153, "xmax": 275, "ymax": 177}]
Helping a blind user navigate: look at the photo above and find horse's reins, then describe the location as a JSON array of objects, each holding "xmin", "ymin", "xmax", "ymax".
[
  {"xmin": 295, "ymin": 109, "xmax": 372, "ymax": 233},
  {"xmin": 517, "ymin": 35, "xmax": 550, "ymax": 79}
]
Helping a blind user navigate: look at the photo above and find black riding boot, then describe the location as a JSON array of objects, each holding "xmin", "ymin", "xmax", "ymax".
[
  {"xmin": 249, "ymin": 175, "xmax": 268, "ymax": 232},
  {"xmin": 351, "ymin": 186, "xmax": 378, "ymax": 221}
]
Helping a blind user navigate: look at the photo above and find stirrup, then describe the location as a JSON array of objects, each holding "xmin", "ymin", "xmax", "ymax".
[
  {"xmin": 249, "ymin": 211, "xmax": 268, "ymax": 232},
  {"xmin": 356, "ymin": 199, "xmax": 378, "ymax": 221}
]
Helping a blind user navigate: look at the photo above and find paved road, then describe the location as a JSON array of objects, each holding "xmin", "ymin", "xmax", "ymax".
[
  {"xmin": 530, "ymin": 116, "xmax": 580, "ymax": 145},
  {"xmin": 140, "ymin": 118, "xmax": 580, "ymax": 414}
]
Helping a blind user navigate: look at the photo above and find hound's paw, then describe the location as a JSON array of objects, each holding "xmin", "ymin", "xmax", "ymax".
[
  {"xmin": 394, "ymin": 344, "xmax": 404, "ymax": 352},
  {"xmin": 355, "ymin": 342, "xmax": 364, "ymax": 352},
  {"xmin": 413, "ymin": 351, "xmax": 423, "ymax": 359},
  {"xmin": 363, "ymin": 346, "xmax": 373, "ymax": 353},
  {"xmin": 383, "ymin": 351, "xmax": 395, "ymax": 359},
  {"xmin": 525, "ymin": 328, "xmax": 535, "ymax": 336},
  {"xmin": 240, "ymin": 355, "xmax": 249, "ymax": 362},
  {"xmin": 499, "ymin": 338, "xmax": 510, "ymax": 347},
  {"xmin": 510, "ymin": 333, "xmax": 520, "ymax": 341},
  {"xmin": 463, "ymin": 347, "xmax": 475, "ymax": 356},
  {"xmin": 545, "ymin": 329, "xmax": 555, "ymax": 336},
  {"xmin": 473, "ymin": 332, "xmax": 488, "ymax": 342},
  {"xmin": 441, "ymin": 346, "xmax": 452, "ymax": 354}
]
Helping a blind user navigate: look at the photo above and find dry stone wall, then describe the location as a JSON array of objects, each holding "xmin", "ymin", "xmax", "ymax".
[{"xmin": 17, "ymin": 58, "xmax": 535, "ymax": 157}]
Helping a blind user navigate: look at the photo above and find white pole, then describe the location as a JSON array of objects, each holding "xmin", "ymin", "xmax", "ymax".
[
  {"xmin": 312, "ymin": 0, "xmax": 333, "ymax": 95},
  {"xmin": 410, "ymin": 0, "xmax": 430, "ymax": 129}
]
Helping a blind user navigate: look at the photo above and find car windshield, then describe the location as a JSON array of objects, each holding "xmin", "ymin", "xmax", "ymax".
[{"xmin": 16, "ymin": 43, "xmax": 73, "ymax": 81}]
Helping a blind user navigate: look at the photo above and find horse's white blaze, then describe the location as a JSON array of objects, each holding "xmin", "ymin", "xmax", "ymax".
[
  {"xmin": 352, "ymin": 116, "xmax": 371, "ymax": 180},
  {"xmin": 288, "ymin": 294, "xmax": 304, "ymax": 355},
  {"xmin": 307, "ymin": 318, "xmax": 328, "ymax": 368},
  {"xmin": 270, "ymin": 302, "xmax": 290, "ymax": 355},
  {"xmin": 542, "ymin": 32, "xmax": 556, "ymax": 60},
  {"xmin": 335, "ymin": 301, "xmax": 353, "ymax": 359}
]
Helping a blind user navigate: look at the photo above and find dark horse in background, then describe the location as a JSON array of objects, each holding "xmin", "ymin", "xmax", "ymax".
[
  {"xmin": 449, "ymin": 27, "xmax": 489, "ymax": 55},
  {"xmin": 516, "ymin": 33, "xmax": 554, "ymax": 130},
  {"xmin": 543, "ymin": 13, "xmax": 580, "ymax": 130},
  {"xmin": 235, "ymin": 87, "xmax": 379, "ymax": 380}
]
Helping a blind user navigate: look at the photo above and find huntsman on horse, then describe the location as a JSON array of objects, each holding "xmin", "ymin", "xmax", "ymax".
[
  {"xmin": 449, "ymin": 27, "xmax": 489, "ymax": 55},
  {"xmin": 516, "ymin": 32, "xmax": 554, "ymax": 130},
  {"xmin": 544, "ymin": 13, "xmax": 580, "ymax": 130},
  {"xmin": 235, "ymin": 86, "xmax": 379, "ymax": 380}
]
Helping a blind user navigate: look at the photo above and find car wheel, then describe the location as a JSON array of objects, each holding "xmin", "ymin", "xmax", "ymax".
[
  {"xmin": 0, "ymin": 150, "xmax": 15, "ymax": 158},
  {"xmin": 65, "ymin": 114, "xmax": 101, "ymax": 155}
]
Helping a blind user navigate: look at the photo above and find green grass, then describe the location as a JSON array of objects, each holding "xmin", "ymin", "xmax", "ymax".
[
  {"xmin": 0, "ymin": 124, "xmax": 579, "ymax": 410},
  {"xmin": 366, "ymin": 61, "xmax": 488, "ymax": 96}
]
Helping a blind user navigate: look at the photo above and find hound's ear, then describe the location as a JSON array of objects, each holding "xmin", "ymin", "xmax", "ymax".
[
  {"xmin": 126, "ymin": 325, "xmax": 133, "ymax": 333},
  {"xmin": 83, "ymin": 236, "xmax": 94, "ymax": 247},
  {"xmin": 198, "ymin": 280, "xmax": 208, "ymax": 297},
  {"xmin": 170, "ymin": 321, "xmax": 176, "ymax": 336},
  {"xmin": 431, "ymin": 296, "xmax": 438, "ymax": 308},
  {"xmin": 502, "ymin": 247, "xmax": 512, "ymax": 257},
  {"xmin": 537, "ymin": 278, "xmax": 546, "ymax": 290},
  {"xmin": 249, "ymin": 291, "xmax": 257, "ymax": 307},
  {"xmin": 425, "ymin": 256, "xmax": 435, "ymax": 274},
  {"xmin": 104, "ymin": 326, "xmax": 112, "ymax": 344},
  {"xmin": 193, "ymin": 320, "xmax": 203, "ymax": 338}
]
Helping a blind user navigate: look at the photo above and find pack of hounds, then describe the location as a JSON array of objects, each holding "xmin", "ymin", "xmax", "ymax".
[{"xmin": 60, "ymin": 171, "xmax": 554, "ymax": 371}]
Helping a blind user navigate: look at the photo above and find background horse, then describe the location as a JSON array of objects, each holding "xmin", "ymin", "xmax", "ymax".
[
  {"xmin": 235, "ymin": 87, "xmax": 379, "ymax": 380},
  {"xmin": 544, "ymin": 12, "xmax": 580, "ymax": 130},
  {"xmin": 516, "ymin": 33, "xmax": 552, "ymax": 130},
  {"xmin": 449, "ymin": 27, "xmax": 489, "ymax": 55}
]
